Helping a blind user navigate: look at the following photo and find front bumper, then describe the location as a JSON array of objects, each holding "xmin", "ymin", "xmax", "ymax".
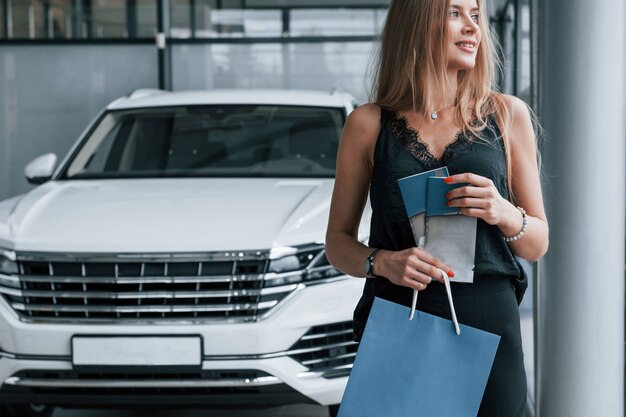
[{"xmin": 0, "ymin": 277, "xmax": 364, "ymax": 407}]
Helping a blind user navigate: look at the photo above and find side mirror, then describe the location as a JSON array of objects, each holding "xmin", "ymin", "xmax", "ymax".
[{"xmin": 25, "ymin": 153, "xmax": 58, "ymax": 185}]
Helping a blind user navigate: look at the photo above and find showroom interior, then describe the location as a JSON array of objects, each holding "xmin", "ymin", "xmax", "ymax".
[{"xmin": 0, "ymin": 0, "xmax": 624, "ymax": 416}]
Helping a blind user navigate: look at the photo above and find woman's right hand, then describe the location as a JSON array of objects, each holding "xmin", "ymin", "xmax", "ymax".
[{"xmin": 374, "ymin": 248, "xmax": 455, "ymax": 291}]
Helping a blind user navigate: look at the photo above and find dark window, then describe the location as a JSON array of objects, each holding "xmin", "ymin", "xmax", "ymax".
[{"xmin": 63, "ymin": 104, "xmax": 344, "ymax": 179}]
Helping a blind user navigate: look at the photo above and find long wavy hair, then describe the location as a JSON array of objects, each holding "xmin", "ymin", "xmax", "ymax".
[{"xmin": 368, "ymin": 0, "xmax": 541, "ymax": 203}]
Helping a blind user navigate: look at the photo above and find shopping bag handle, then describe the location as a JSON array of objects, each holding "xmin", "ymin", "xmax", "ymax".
[{"xmin": 409, "ymin": 237, "xmax": 461, "ymax": 335}]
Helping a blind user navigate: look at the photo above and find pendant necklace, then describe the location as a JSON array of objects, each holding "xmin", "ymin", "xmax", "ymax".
[{"xmin": 430, "ymin": 102, "xmax": 455, "ymax": 120}]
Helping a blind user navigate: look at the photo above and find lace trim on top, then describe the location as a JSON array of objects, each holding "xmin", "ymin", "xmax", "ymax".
[{"xmin": 385, "ymin": 109, "xmax": 476, "ymax": 166}]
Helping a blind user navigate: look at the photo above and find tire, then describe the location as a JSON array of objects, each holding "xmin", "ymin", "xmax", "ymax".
[
  {"xmin": 328, "ymin": 404, "xmax": 340, "ymax": 417},
  {"xmin": 0, "ymin": 404, "xmax": 54, "ymax": 417}
]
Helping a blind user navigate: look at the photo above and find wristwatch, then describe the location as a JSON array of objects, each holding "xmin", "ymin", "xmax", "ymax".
[{"xmin": 364, "ymin": 248, "xmax": 382, "ymax": 277}]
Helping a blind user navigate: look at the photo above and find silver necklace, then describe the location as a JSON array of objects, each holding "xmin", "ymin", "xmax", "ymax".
[{"xmin": 430, "ymin": 103, "xmax": 455, "ymax": 120}]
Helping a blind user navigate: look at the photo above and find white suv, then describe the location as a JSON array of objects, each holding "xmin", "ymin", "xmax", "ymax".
[{"xmin": 0, "ymin": 89, "xmax": 370, "ymax": 417}]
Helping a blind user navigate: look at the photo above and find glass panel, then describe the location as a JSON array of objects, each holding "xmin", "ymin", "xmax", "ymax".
[
  {"xmin": 290, "ymin": 9, "xmax": 376, "ymax": 37},
  {"xmin": 92, "ymin": 0, "xmax": 127, "ymax": 38},
  {"xmin": 500, "ymin": 2, "xmax": 516, "ymax": 95},
  {"xmin": 63, "ymin": 105, "xmax": 344, "ymax": 179},
  {"xmin": 7, "ymin": 0, "xmax": 75, "ymax": 39},
  {"xmin": 50, "ymin": 0, "xmax": 72, "ymax": 39},
  {"xmin": 189, "ymin": 9, "xmax": 281, "ymax": 38},
  {"xmin": 242, "ymin": 10, "xmax": 282, "ymax": 37},
  {"xmin": 246, "ymin": 0, "xmax": 387, "ymax": 6},
  {"xmin": 210, "ymin": 10, "xmax": 244, "ymax": 37},
  {"xmin": 8, "ymin": 0, "xmax": 43, "ymax": 39},
  {"xmin": 171, "ymin": 42, "xmax": 372, "ymax": 102},
  {"xmin": 220, "ymin": 0, "xmax": 244, "ymax": 8},
  {"xmin": 137, "ymin": 0, "xmax": 157, "ymax": 37},
  {"xmin": 0, "ymin": 0, "xmax": 5, "ymax": 39},
  {"xmin": 192, "ymin": 0, "xmax": 212, "ymax": 35},
  {"xmin": 2, "ymin": 1, "xmax": 389, "ymax": 40},
  {"xmin": 33, "ymin": 0, "xmax": 46, "ymax": 38},
  {"xmin": 374, "ymin": 8, "xmax": 387, "ymax": 34},
  {"xmin": 171, "ymin": 0, "xmax": 191, "ymax": 38},
  {"xmin": 518, "ymin": 3, "xmax": 531, "ymax": 100}
]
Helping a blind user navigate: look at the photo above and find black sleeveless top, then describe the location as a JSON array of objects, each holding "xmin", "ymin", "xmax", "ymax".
[{"xmin": 353, "ymin": 108, "xmax": 521, "ymax": 340}]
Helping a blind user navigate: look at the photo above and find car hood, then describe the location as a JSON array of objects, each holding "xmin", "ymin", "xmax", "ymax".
[{"xmin": 0, "ymin": 179, "xmax": 371, "ymax": 253}]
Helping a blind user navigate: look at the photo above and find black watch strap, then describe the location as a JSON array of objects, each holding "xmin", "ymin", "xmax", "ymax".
[{"xmin": 366, "ymin": 248, "xmax": 382, "ymax": 277}]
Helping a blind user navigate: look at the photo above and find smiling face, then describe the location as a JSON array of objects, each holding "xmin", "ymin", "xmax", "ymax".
[{"xmin": 446, "ymin": 0, "xmax": 482, "ymax": 71}]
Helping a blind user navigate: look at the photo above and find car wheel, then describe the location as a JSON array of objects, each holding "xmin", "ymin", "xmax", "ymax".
[
  {"xmin": 0, "ymin": 404, "xmax": 54, "ymax": 417},
  {"xmin": 328, "ymin": 404, "xmax": 340, "ymax": 417}
]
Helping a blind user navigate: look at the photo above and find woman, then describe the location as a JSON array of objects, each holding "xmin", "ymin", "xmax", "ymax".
[{"xmin": 325, "ymin": 0, "xmax": 549, "ymax": 415}]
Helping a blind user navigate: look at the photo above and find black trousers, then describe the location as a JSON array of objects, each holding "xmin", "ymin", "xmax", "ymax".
[{"xmin": 381, "ymin": 275, "xmax": 527, "ymax": 417}]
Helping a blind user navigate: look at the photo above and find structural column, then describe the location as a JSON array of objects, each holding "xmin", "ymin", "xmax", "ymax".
[
  {"xmin": 81, "ymin": 0, "xmax": 92, "ymax": 38},
  {"xmin": 536, "ymin": 0, "xmax": 625, "ymax": 416},
  {"xmin": 157, "ymin": 0, "xmax": 172, "ymax": 90},
  {"xmin": 2, "ymin": 0, "xmax": 12, "ymax": 39},
  {"xmin": 126, "ymin": 0, "xmax": 138, "ymax": 38}
]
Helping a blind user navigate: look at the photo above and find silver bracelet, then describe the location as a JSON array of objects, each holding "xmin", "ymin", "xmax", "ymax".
[{"xmin": 504, "ymin": 206, "xmax": 528, "ymax": 242}]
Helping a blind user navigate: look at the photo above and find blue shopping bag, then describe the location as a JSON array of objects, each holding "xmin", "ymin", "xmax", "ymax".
[{"xmin": 338, "ymin": 273, "xmax": 500, "ymax": 417}]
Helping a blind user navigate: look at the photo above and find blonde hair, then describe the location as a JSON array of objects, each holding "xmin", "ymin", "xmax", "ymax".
[{"xmin": 368, "ymin": 0, "xmax": 542, "ymax": 204}]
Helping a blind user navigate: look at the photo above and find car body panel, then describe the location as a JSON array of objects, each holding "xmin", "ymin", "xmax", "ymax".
[{"xmin": 3, "ymin": 178, "xmax": 334, "ymax": 253}]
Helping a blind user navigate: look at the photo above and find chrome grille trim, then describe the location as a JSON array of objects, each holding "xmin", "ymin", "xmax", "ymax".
[
  {"xmin": 289, "ymin": 321, "xmax": 358, "ymax": 379},
  {"xmin": 0, "ymin": 274, "xmax": 20, "ymax": 287},
  {"xmin": 297, "ymin": 364, "xmax": 354, "ymax": 380},
  {"xmin": 2, "ymin": 246, "xmax": 345, "ymax": 323},
  {"xmin": 16, "ymin": 250, "xmax": 270, "ymax": 263},
  {"xmin": 16, "ymin": 274, "xmax": 262, "ymax": 284},
  {"xmin": 5, "ymin": 250, "xmax": 297, "ymax": 323},
  {"xmin": 11, "ymin": 301, "xmax": 279, "ymax": 313},
  {"xmin": 300, "ymin": 351, "xmax": 356, "ymax": 366},
  {"xmin": 285, "ymin": 341, "xmax": 357, "ymax": 356},
  {"xmin": 0, "ymin": 285, "xmax": 297, "ymax": 300},
  {"xmin": 300, "ymin": 328, "xmax": 352, "ymax": 341},
  {"xmin": 4, "ymin": 375, "xmax": 282, "ymax": 388}
]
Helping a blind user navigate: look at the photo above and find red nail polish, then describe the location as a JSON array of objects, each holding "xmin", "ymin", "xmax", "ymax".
[
  {"xmin": 447, "ymin": 271, "xmax": 455, "ymax": 278},
  {"xmin": 444, "ymin": 177, "xmax": 453, "ymax": 184}
]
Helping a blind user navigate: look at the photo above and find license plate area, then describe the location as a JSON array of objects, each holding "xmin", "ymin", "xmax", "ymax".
[{"xmin": 72, "ymin": 335, "xmax": 203, "ymax": 369}]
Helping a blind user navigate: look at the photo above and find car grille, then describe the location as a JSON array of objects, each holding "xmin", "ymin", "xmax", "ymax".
[
  {"xmin": 289, "ymin": 321, "xmax": 358, "ymax": 379},
  {"xmin": 2, "ymin": 369, "xmax": 315, "ymax": 406},
  {"xmin": 1, "ymin": 251, "xmax": 300, "ymax": 323},
  {"xmin": 7, "ymin": 369, "xmax": 278, "ymax": 390}
]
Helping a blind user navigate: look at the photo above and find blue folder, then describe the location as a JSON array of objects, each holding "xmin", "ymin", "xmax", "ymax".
[
  {"xmin": 426, "ymin": 177, "xmax": 468, "ymax": 216},
  {"xmin": 338, "ymin": 297, "xmax": 500, "ymax": 417},
  {"xmin": 397, "ymin": 167, "xmax": 449, "ymax": 217}
]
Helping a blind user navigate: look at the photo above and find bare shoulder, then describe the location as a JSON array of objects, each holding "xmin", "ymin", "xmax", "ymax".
[
  {"xmin": 341, "ymin": 103, "xmax": 383, "ymax": 166},
  {"xmin": 345, "ymin": 103, "xmax": 382, "ymax": 137},
  {"xmin": 501, "ymin": 94, "xmax": 531, "ymax": 118},
  {"xmin": 497, "ymin": 93, "xmax": 535, "ymax": 148}
]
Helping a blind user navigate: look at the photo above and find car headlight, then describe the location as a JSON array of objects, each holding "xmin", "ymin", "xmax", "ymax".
[
  {"xmin": 0, "ymin": 249, "xmax": 21, "ymax": 289},
  {"xmin": 264, "ymin": 244, "xmax": 344, "ymax": 288},
  {"xmin": 0, "ymin": 250, "xmax": 18, "ymax": 275}
]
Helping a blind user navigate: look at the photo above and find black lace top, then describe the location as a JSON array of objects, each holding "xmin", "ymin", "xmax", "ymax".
[
  {"xmin": 387, "ymin": 110, "xmax": 475, "ymax": 166},
  {"xmin": 352, "ymin": 107, "xmax": 521, "ymax": 340}
]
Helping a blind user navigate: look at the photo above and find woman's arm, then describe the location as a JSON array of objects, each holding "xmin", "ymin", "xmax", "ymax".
[
  {"xmin": 325, "ymin": 104, "xmax": 453, "ymax": 290},
  {"xmin": 445, "ymin": 95, "xmax": 549, "ymax": 261},
  {"xmin": 499, "ymin": 95, "xmax": 549, "ymax": 260},
  {"xmin": 324, "ymin": 103, "xmax": 380, "ymax": 278}
]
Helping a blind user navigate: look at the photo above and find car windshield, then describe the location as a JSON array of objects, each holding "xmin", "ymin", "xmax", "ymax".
[{"xmin": 61, "ymin": 105, "xmax": 345, "ymax": 179}]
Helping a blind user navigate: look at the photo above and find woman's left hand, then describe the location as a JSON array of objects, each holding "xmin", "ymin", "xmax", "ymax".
[{"xmin": 444, "ymin": 173, "xmax": 517, "ymax": 227}]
